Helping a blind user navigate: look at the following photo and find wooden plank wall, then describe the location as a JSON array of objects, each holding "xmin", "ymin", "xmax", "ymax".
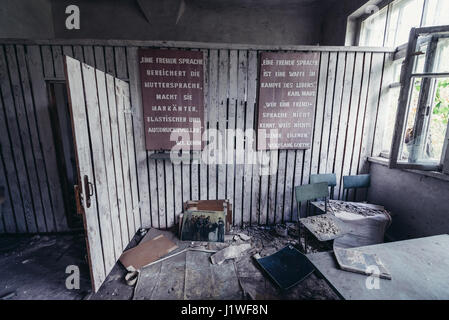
[{"xmin": 0, "ymin": 42, "xmax": 392, "ymax": 233}]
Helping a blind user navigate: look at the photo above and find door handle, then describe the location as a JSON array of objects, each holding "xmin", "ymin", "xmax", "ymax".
[{"xmin": 83, "ymin": 175, "xmax": 94, "ymax": 208}]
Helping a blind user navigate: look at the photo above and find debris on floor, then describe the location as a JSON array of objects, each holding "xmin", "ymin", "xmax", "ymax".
[
  {"xmin": 210, "ymin": 243, "xmax": 251, "ymax": 265},
  {"xmin": 275, "ymin": 225, "xmax": 288, "ymax": 237},
  {"xmin": 106, "ymin": 223, "xmax": 339, "ymax": 300},
  {"xmin": 237, "ymin": 233, "xmax": 251, "ymax": 241},
  {"xmin": 0, "ymin": 291, "xmax": 16, "ymax": 300}
]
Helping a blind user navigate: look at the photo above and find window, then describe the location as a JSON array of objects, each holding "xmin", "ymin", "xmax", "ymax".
[
  {"xmin": 390, "ymin": 26, "xmax": 449, "ymax": 173},
  {"xmin": 381, "ymin": 59, "xmax": 403, "ymax": 155},
  {"xmin": 359, "ymin": 6, "xmax": 388, "ymax": 46},
  {"xmin": 381, "ymin": 87, "xmax": 401, "ymax": 154},
  {"xmin": 385, "ymin": 0, "xmax": 424, "ymax": 47},
  {"xmin": 392, "ymin": 58, "xmax": 404, "ymax": 83},
  {"xmin": 357, "ymin": 0, "xmax": 449, "ymax": 48},
  {"xmin": 422, "ymin": 0, "xmax": 449, "ymax": 27}
]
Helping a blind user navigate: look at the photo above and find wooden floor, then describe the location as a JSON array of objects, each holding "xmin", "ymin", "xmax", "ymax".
[
  {"xmin": 91, "ymin": 227, "xmax": 340, "ymax": 300},
  {"xmin": 0, "ymin": 228, "xmax": 340, "ymax": 300},
  {"xmin": 0, "ymin": 233, "xmax": 91, "ymax": 300}
]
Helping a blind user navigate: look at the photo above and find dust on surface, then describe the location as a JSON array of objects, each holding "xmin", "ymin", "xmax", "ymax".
[{"xmin": 302, "ymin": 215, "xmax": 341, "ymax": 237}]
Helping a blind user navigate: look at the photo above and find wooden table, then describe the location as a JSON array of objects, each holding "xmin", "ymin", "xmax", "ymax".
[{"xmin": 307, "ymin": 234, "xmax": 449, "ymax": 300}]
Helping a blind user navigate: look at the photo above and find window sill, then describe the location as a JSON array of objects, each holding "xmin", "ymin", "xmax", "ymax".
[{"xmin": 368, "ymin": 156, "xmax": 449, "ymax": 183}]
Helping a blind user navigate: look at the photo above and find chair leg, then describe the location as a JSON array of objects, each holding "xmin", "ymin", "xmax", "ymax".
[
  {"xmin": 297, "ymin": 204, "xmax": 303, "ymax": 252},
  {"xmin": 304, "ymin": 202, "xmax": 308, "ymax": 254},
  {"xmin": 304, "ymin": 229, "xmax": 308, "ymax": 254},
  {"xmin": 298, "ymin": 224, "xmax": 307, "ymax": 254},
  {"xmin": 306, "ymin": 201, "xmax": 310, "ymax": 218}
]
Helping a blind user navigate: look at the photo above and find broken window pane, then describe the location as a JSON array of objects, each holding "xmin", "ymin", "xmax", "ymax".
[
  {"xmin": 427, "ymin": 77, "xmax": 449, "ymax": 162},
  {"xmin": 398, "ymin": 76, "xmax": 449, "ymax": 164},
  {"xmin": 399, "ymin": 77, "xmax": 421, "ymax": 162}
]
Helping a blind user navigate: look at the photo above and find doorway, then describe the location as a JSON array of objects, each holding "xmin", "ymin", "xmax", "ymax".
[{"xmin": 47, "ymin": 81, "xmax": 82, "ymax": 229}]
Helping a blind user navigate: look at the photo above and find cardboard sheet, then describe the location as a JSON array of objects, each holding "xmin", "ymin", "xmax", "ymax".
[{"xmin": 119, "ymin": 235, "xmax": 178, "ymax": 270}]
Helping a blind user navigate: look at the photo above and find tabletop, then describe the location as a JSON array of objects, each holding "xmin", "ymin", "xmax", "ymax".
[{"xmin": 307, "ymin": 234, "xmax": 449, "ymax": 300}]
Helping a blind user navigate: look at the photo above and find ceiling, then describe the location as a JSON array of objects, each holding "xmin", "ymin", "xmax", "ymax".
[{"xmin": 175, "ymin": 0, "xmax": 339, "ymax": 10}]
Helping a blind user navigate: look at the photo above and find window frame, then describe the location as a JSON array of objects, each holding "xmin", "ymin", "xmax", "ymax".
[
  {"xmin": 385, "ymin": 0, "xmax": 426, "ymax": 47},
  {"xmin": 356, "ymin": 0, "xmax": 432, "ymax": 48},
  {"xmin": 358, "ymin": 5, "xmax": 389, "ymax": 47},
  {"xmin": 389, "ymin": 26, "xmax": 449, "ymax": 172}
]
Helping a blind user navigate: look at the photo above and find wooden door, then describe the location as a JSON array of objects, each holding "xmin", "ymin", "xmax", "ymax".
[{"xmin": 64, "ymin": 55, "xmax": 140, "ymax": 292}]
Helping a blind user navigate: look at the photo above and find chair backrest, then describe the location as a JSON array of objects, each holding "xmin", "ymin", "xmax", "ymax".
[
  {"xmin": 295, "ymin": 182, "xmax": 329, "ymax": 203},
  {"xmin": 343, "ymin": 174, "xmax": 370, "ymax": 190},
  {"xmin": 310, "ymin": 173, "xmax": 337, "ymax": 187}
]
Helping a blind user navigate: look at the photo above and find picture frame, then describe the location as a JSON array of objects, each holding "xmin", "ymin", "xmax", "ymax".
[{"xmin": 180, "ymin": 210, "xmax": 226, "ymax": 242}]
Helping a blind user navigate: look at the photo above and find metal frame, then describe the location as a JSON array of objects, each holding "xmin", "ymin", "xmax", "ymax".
[
  {"xmin": 389, "ymin": 26, "xmax": 449, "ymax": 171},
  {"xmin": 0, "ymin": 38, "xmax": 396, "ymax": 53}
]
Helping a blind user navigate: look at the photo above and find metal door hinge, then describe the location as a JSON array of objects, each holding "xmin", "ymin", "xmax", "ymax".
[{"xmin": 74, "ymin": 184, "xmax": 84, "ymax": 215}]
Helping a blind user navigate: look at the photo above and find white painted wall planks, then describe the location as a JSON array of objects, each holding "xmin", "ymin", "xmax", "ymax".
[
  {"xmin": 65, "ymin": 56, "xmax": 143, "ymax": 292},
  {"xmin": 0, "ymin": 41, "xmax": 392, "ymax": 234}
]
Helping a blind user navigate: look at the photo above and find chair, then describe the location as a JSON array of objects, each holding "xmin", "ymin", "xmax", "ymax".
[
  {"xmin": 295, "ymin": 182, "xmax": 329, "ymax": 253},
  {"xmin": 342, "ymin": 174, "xmax": 370, "ymax": 201},
  {"xmin": 295, "ymin": 182, "xmax": 329, "ymax": 218},
  {"xmin": 310, "ymin": 173, "xmax": 337, "ymax": 199}
]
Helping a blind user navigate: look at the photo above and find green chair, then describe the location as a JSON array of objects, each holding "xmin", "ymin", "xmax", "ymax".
[
  {"xmin": 295, "ymin": 182, "xmax": 329, "ymax": 218},
  {"xmin": 310, "ymin": 173, "xmax": 337, "ymax": 199},
  {"xmin": 295, "ymin": 182, "xmax": 329, "ymax": 253},
  {"xmin": 342, "ymin": 174, "xmax": 370, "ymax": 201}
]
